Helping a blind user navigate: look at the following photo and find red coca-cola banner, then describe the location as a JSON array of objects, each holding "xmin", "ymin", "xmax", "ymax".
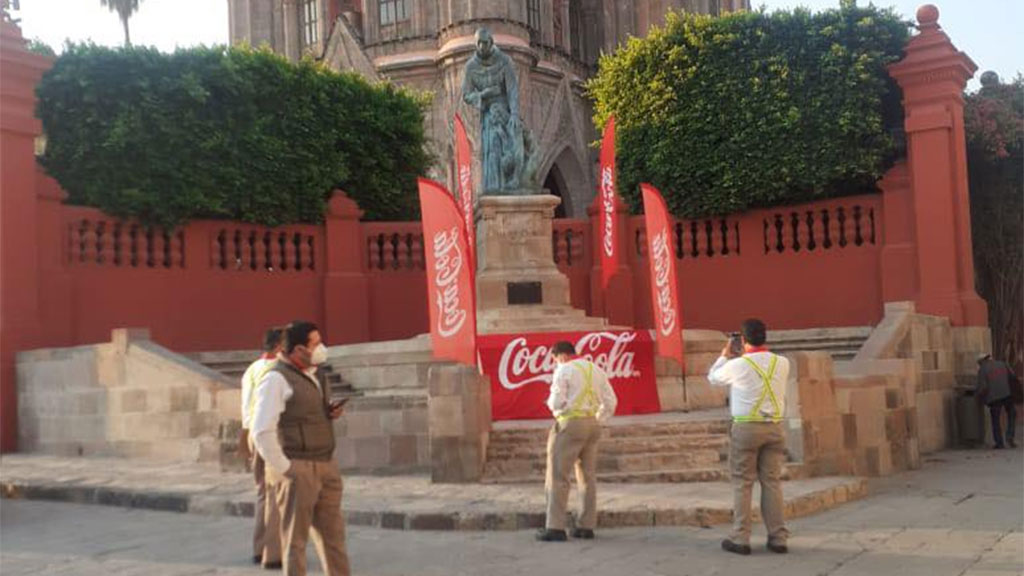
[
  {"xmin": 418, "ymin": 178, "xmax": 477, "ymax": 366},
  {"xmin": 599, "ymin": 116, "xmax": 618, "ymax": 290},
  {"xmin": 479, "ymin": 330, "xmax": 661, "ymax": 421},
  {"xmin": 453, "ymin": 113, "xmax": 476, "ymax": 267},
  {"xmin": 640, "ymin": 183, "xmax": 685, "ymax": 369}
]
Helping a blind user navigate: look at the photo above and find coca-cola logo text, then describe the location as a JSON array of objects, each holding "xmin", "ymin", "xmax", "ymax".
[
  {"xmin": 651, "ymin": 229, "xmax": 677, "ymax": 337},
  {"xmin": 497, "ymin": 331, "xmax": 641, "ymax": 390},
  {"xmin": 601, "ymin": 165, "xmax": 615, "ymax": 259},
  {"xmin": 432, "ymin": 227, "xmax": 467, "ymax": 338}
]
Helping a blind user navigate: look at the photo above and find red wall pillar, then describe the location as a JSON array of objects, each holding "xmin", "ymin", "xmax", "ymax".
[
  {"xmin": 0, "ymin": 19, "xmax": 53, "ymax": 451},
  {"xmin": 322, "ymin": 190, "xmax": 370, "ymax": 344},
  {"xmin": 887, "ymin": 5, "xmax": 988, "ymax": 326},
  {"xmin": 588, "ymin": 193, "xmax": 635, "ymax": 326}
]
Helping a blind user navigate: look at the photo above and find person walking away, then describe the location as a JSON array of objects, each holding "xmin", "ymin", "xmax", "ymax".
[
  {"xmin": 536, "ymin": 341, "xmax": 618, "ymax": 542},
  {"xmin": 976, "ymin": 353, "xmax": 1018, "ymax": 448},
  {"xmin": 709, "ymin": 319, "xmax": 791, "ymax": 555},
  {"xmin": 251, "ymin": 321, "xmax": 350, "ymax": 576}
]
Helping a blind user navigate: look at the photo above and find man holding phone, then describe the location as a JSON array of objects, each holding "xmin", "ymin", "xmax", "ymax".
[
  {"xmin": 708, "ymin": 319, "xmax": 790, "ymax": 556},
  {"xmin": 251, "ymin": 321, "xmax": 350, "ymax": 576}
]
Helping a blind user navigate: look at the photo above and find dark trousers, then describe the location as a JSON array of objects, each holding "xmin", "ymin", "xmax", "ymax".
[{"xmin": 988, "ymin": 397, "xmax": 1017, "ymax": 447}]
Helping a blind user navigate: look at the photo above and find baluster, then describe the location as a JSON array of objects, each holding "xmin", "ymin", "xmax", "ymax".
[
  {"xmin": 837, "ymin": 207, "xmax": 848, "ymax": 248},
  {"xmin": 82, "ymin": 222, "xmax": 98, "ymax": 264},
  {"xmin": 552, "ymin": 230, "xmax": 562, "ymax": 264},
  {"xmin": 211, "ymin": 230, "xmax": 224, "ymax": 269},
  {"xmin": 169, "ymin": 230, "xmax": 184, "ymax": 268},
  {"xmin": 774, "ymin": 214, "xmax": 784, "ymax": 253},
  {"xmin": 636, "ymin": 229, "xmax": 646, "ymax": 259},
  {"xmin": 572, "ymin": 228, "xmax": 585, "ymax": 265},
  {"xmin": 674, "ymin": 222, "xmax": 684, "ymax": 259},
  {"xmin": 762, "ymin": 219, "xmax": 769, "ymax": 254},
  {"xmin": 251, "ymin": 232, "xmax": 265, "ymax": 270},
  {"xmin": 733, "ymin": 221, "xmax": 741, "ymax": 255},
  {"xmin": 791, "ymin": 212, "xmax": 802, "ymax": 252},
  {"xmin": 132, "ymin": 225, "xmax": 143, "ymax": 267},
  {"xmin": 367, "ymin": 235, "xmax": 381, "ymax": 270},
  {"xmin": 382, "ymin": 234, "xmax": 396, "ymax": 270},
  {"xmin": 236, "ymin": 230, "xmax": 250, "ymax": 270},
  {"xmin": 853, "ymin": 205, "xmax": 864, "ymax": 246},
  {"xmin": 151, "ymin": 229, "xmax": 166, "ymax": 268},
  {"xmin": 805, "ymin": 211, "xmax": 817, "ymax": 251},
  {"xmin": 720, "ymin": 219, "xmax": 730, "ymax": 255},
  {"xmin": 395, "ymin": 233, "xmax": 410, "ymax": 270},
  {"xmin": 702, "ymin": 220, "xmax": 713, "ymax": 257},
  {"xmin": 95, "ymin": 222, "xmax": 111, "ymax": 264},
  {"xmin": 689, "ymin": 221, "xmax": 699, "ymax": 258},
  {"xmin": 299, "ymin": 234, "xmax": 312, "ymax": 271},
  {"xmin": 869, "ymin": 208, "xmax": 877, "ymax": 245},
  {"xmin": 282, "ymin": 233, "xmax": 296, "ymax": 271},
  {"xmin": 821, "ymin": 209, "xmax": 833, "ymax": 249},
  {"xmin": 111, "ymin": 223, "xmax": 124, "ymax": 266},
  {"xmin": 411, "ymin": 234, "xmax": 424, "ymax": 269}
]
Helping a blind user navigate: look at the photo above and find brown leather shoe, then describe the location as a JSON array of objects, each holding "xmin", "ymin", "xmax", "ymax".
[
  {"xmin": 767, "ymin": 541, "xmax": 789, "ymax": 554},
  {"xmin": 535, "ymin": 528, "xmax": 568, "ymax": 542},
  {"xmin": 721, "ymin": 539, "xmax": 751, "ymax": 555},
  {"xmin": 571, "ymin": 528, "xmax": 595, "ymax": 539}
]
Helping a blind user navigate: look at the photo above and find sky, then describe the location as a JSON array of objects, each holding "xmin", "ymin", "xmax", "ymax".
[{"xmin": 13, "ymin": 0, "xmax": 1023, "ymax": 90}]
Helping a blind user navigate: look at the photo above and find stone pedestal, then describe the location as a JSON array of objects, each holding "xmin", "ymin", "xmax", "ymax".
[
  {"xmin": 428, "ymin": 364, "xmax": 491, "ymax": 483},
  {"xmin": 475, "ymin": 194, "xmax": 607, "ymax": 334}
]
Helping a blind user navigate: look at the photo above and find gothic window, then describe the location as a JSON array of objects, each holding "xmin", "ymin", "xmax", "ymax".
[
  {"xmin": 301, "ymin": 0, "xmax": 319, "ymax": 47},
  {"xmin": 527, "ymin": 0, "xmax": 541, "ymax": 41},
  {"xmin": 379, "ymin": 0, "xmax": 409, "ymax": 26},
  {"xmin": 569, "ymin": 0, "xmax": 582, "ymax": 60}
]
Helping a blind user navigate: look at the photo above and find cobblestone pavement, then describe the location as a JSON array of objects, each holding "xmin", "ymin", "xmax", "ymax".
[{"xmin": 1, "ymin": 449, "xmax": 1021, "ymax": 576}]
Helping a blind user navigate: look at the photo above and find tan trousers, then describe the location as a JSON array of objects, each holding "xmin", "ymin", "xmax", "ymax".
[
  {"xmin": 250, "ymin": 436, "xmax": 282, "ymax": 564},
  {"xmin": 729, "ymin": 421, "xmax": 789, "ymax": 546},
  {"xmin": 268, "ymin": 459, "xmax": 350, "ymax": 576},
  {"xmin": 545, "ymin": 417, "xmax": 601, "ymax": 530}
]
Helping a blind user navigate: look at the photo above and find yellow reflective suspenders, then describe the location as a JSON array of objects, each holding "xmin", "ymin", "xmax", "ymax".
[
  {"xmin": 733, "ymin": 355, "xmax": 782, "ymax": 423},
  {"xmin": 556, "ymin": 360, "xmax": 600, "ymax": 425}
]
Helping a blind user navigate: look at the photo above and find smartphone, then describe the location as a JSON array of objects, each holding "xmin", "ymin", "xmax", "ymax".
[
  {"xmin": 329, "ymin": 397, "xmax": 350, "ymax": 410},
  {"xmin": 728, "ymin": 332, "xmax": 744, "ymax": 356}
]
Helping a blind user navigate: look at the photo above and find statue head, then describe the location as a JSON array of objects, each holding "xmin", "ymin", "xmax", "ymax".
[{"xmin": 475, "ymin": 28, "xmax": 495, "ymax": 59}]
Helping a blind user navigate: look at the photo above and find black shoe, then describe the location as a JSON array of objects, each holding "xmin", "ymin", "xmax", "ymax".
[
  {"xmin": 262, "ymin": 561, "xmax": 282, "ymax": 570},
  {"xmin": 767, "ymin": 541, "xmax": 789, "ymax": 554},
  {"xmin": 994, "ymin": 444, "xmax": 1005, "ymax": 450},
  {"xmin": 571, "ymin": 528, "xmax": 595, "ymax": 539},
  {"xmin": 252, "ymin": 555, "xmax": 262, "ymax": 565},
  {"xmin": 1009, "ymin": 440, "xmax": 1017, "ymax": 448},
  {"xmin": 535, "ymin": 528, "xmax": 568, "ymax": 542},
  {"xmin": 721, "ymin": 539, "xmax": 751, "ymax": 555}
]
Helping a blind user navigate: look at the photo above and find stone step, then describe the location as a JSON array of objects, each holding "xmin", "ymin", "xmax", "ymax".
[
  {"xmin": 486, "ymin": 435, "xmax": 730, "ymax": 459},
  {"xmin": 489, "ymin": 420, "xmax": 730, "ymax": 444},
  {"xmin": 481, "ymin": 466, "xmax": 731, "ymax": 485},
  {"xmin": 483, "ymin": 448, "xmax": 724, "ymax": 478}
]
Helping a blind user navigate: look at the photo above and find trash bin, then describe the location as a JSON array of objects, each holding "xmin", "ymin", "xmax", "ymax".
[{"xmin": 955, "ymin": 387, "xmax": 986, "ymax": 446}]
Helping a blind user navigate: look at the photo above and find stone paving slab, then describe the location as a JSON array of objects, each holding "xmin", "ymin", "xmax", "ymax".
[{"xmin": 0, "ymin": 454, "xmax": 867, "ymax": 531}]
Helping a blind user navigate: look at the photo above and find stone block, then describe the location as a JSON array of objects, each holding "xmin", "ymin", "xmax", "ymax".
[
  {"xmin": 920, "ymin": 350, "xmax": 939, "ymax": 371},
  {"xmin": 884, "ymin": 387, "xmax": 904, "ymax": 409},
  {"xmin": 76, "ymin": 392, "xmax": 103, "ymax": 415},
  {"xmin": 816, "ymin": 416, "xmax": 843, "ymax": 453},
  {"xmin": 854, "ymin": 411, "xmax": 886, "ymax": 448},
  {"xmin": 430, "ymin": 436, "xmax": 484, "ymax": 483},
  {"xmin": 189, "ymin": 411, "xmax": 221, "ymax": 437},
  {"xmin": 345, "ymin": 412, "xmax": 382, "ymax": 439},
  {"xmin": 170, "ymin": 387, "xmax": 199, "ymax": 412},
  {"xmin": 848, "ymin": 386, "xmax": 886, "ymax": 416},
  {"xmin": 841, "ymin": 413, "xmax": 858, "ymax": 450},
  {"xmin": 380, "ymin": 411, "xmax": 405, "ymax": 435},
  {"xmin": 429, "ymin": 396, "xmax": 465, "ymax": 438},
  {"xmin": 120, "ymin": 389, "xmax": 148, "ymax": 413},
  {"xmin": 864, "ymin": 445, "xmax": 893, "ymax": 476},
  {"xmin": 885, "ymin": 409, "xmax": 908, "ymax": 443},
  {"xmin": 334, "ymin": 437, "xmax": 357, "ymax": 469},
  {"xmin": 835, "ymin": 388, "xmax": 853, "ymax": 414},
  {"xmin": 656, "ymin": 377, "xmax": 686, "ymax": 412},
  {"xmin": 353, "ymin": 437, "xmax": 390, "ymax": 469},
  {"xmin": 402, "ymin": 407, "xmax": 428, "ymax": 434},
  {"xmin": 389, "ymin": 435, "xmax": 419, "ymax": 467}
]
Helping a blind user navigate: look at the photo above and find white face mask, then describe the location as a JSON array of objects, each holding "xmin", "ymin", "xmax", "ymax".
[{"xmin": 310, "ymin": 343, "xmax": 328, "ymax": 366}]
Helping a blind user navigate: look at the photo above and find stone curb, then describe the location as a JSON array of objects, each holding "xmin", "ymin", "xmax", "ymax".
[{"xmin": 0, "ymin": 477, "xmax": 868, "ymax": 532}]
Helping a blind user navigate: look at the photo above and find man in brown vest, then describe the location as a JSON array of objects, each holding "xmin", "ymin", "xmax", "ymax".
[{"xmin": 251, "ymin": 321, "xmax": 349, "ymax": 576}]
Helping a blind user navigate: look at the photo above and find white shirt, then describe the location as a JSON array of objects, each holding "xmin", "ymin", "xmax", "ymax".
[
  {"xmin": 240, "ymin": 356, "xmax": 275, "ymax": 430},
  {"xmin": 708, "ymin": 351, "xmax": 789, "ymax": 420},
  {"xmin": 547, "ymin": 359, "xmax": 618, "ymax": 422},
  {"xmin": 251, "ymin": 357, "xmax": 322, "ymax": 474}
]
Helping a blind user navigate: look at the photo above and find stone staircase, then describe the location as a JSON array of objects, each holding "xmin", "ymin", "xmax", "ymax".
[
  {"xmin": 189, "ymin": 350, "xmax": 358, "ymax": 398},
  {"xmin": 768, "ymin": 327, "xmax": 872, "ymax": 362},
  {"xmin": 481, "ymin": 412, "xmax": 733, "ymax": 484}
]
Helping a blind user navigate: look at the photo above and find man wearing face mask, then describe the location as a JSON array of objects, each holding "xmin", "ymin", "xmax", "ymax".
[{"xmin": 251, "ymin": 321, "xmax": 349, "ymax": 576}]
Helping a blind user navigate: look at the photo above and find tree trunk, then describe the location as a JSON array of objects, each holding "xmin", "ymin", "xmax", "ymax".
[{"xmin": 121, "ymin": 16, "xmax": 131, "ymax": 47}]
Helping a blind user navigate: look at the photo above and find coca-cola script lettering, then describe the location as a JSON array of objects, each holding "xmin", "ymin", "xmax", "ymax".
[
  {"xmin": 433, "ymin": 227, "xmax": 467, "ymax": 338},
  {"xmin": 496, "ymin": 331, "xmax": 640, "ymax": 390},
  {"xmin": 651, "ymin": 230, "xmax": 676, "ymax": 337},
  {"xmin": 601, "ymin": 166, "xmax": 615, "ymax": 258}
]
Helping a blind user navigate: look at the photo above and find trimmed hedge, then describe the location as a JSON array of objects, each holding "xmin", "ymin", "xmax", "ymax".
[
  {"xmin": 36, "ymin": 44, "xmax": 431, "ymax": 227},
  {"xmin": 587, "ymin": 2, "xmax": 909, "ymax": 218}
]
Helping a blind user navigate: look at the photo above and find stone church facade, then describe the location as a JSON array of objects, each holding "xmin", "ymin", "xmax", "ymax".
[{"xmin": 227, "ymin": 0, "xmax": 748, "ymax": 216}]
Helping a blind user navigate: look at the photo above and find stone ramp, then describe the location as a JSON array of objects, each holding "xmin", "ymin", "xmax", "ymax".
[{"xmin": 0, "ymin": 454, "xmax": 866, "ymax": 531}]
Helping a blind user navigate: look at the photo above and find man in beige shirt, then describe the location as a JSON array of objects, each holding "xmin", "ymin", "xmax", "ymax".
[{"xmin": 251, "ymin": 321, "xmax": 349, "ymax": 576}]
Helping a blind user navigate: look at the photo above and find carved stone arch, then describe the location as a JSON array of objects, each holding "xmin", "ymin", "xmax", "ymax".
[{"xmin": 537, "ymin": 143, "xmax": 590, "ymax": 218}]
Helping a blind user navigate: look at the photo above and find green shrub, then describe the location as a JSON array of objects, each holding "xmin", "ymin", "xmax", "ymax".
[
  {"xmin": 587, "ymin": 1, "xmax": 909, "ymax": 218},
  {"xmin": 36, "ymin": 44, "xmax": 431, "ymax": 227}
]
